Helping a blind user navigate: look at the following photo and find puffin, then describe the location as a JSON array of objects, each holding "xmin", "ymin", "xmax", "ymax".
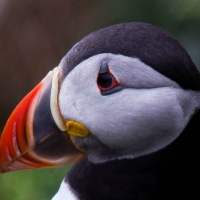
[{"xmin": 0, "ymin": 22, "xmax": 200, "ymax": 200}]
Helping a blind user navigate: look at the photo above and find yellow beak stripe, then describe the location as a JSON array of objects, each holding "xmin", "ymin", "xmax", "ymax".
[{"xmin": 66, "ymin": 121, "xmax": 90, "ymax": 137}]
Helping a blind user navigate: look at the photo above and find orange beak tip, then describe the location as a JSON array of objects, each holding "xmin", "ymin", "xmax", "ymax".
[{"xmin": 0, "ymin": 70, "xmax": 82, "ymax": 173}]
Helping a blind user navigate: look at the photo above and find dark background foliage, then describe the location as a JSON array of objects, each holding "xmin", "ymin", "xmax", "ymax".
[{"xmin": 0, "ymin": 0, "xmax": 200, "ymax": 199}]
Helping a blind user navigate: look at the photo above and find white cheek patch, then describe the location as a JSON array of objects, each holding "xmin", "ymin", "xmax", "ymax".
[
  {"xmin": 62, "ymin": 89, "xmax": 199, "ymax": 162},
  {"xmin": 83, "ymin": 87, "xmax": 199, "ymax": 159},
  {"xmin": 58, "ymin": 56, "xmax": 102, "ymax": 122},
  {"xmin": 58, "ymin": 53, "xmax": 200, "ymax": 162}
]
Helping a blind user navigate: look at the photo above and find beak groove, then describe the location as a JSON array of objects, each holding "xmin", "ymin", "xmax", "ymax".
[
  {"xmin": 0, "ymin": 68, "xmax": 82, "ymax": 173},
  {"xmin": 50, "ymin": 67, "xmax": 66, "ymax": 131}
]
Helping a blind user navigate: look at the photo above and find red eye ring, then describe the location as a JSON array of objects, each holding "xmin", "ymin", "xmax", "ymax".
[
  {"xmin": 97, "ymin": 61, "xmax": 123, "ymax": 95},
  {"xmin": 97, "ymin": 70, "xmax": 120, "ymax": 91}
]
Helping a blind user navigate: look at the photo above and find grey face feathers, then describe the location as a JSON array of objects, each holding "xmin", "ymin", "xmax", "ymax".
[{"xmin": 58, "ymin": 53, "xmax": 200, "ymax": 163}]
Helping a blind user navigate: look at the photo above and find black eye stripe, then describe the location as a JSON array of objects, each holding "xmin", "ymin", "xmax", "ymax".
[{"xmin": 101, "ymin": 86, "xmax": 123, "ymax": 95}]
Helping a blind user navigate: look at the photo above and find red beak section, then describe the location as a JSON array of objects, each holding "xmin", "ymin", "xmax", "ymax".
[{"xmin": 0, "ymin": 69, "xmax": 82, "ymax": 173}]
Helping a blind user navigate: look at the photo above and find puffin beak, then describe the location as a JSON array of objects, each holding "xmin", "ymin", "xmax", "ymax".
[{"xmin": 0, "ymin": 68, "xmax": 83, "ymax": 173}]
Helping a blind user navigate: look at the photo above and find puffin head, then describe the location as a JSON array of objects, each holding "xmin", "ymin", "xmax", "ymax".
[{"xmin": 0, "ymin": 22, "xmax": 200, "ymax": 172}]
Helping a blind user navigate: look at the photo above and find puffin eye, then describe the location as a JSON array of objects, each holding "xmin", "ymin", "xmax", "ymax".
[
  {"xmin": 97, "ymin": 61, "xmax": 123, "ymax": 95},
  {"xmin": 97, "ymin": 73, "xmax": 114, "ymax": 89}
]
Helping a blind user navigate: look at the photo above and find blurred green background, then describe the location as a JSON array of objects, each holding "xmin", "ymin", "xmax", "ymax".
[{"xmin": 0, "ymin": 0, "xmax": 200, "ymax": 199}]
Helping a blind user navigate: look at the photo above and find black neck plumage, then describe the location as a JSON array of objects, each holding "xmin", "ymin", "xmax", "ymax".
[{"xmin": 66, "ymin": 111, "xmax": 200, "ymax": 200}]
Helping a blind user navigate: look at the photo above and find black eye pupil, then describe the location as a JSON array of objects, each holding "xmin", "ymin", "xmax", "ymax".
[{"xmin": 97, "ymin": 74, "xmax": 114, "ymax": 88}]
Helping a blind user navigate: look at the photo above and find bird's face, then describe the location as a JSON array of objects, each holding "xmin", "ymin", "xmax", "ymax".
[
  {"xmin": 1, "ymin": 22, "xmax": 200, "ymax": 173},
  {"xmin": 58, "ymin": 53, "xmax": 198, "ymax": 163}
]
